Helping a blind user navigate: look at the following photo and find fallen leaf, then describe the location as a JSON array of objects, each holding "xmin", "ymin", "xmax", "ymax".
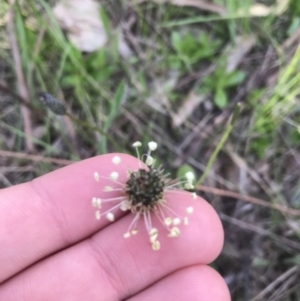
[
  {"xmin": 237, "ymin": 0, "xmax": 290, "ymax": 17},
  {"xmin": 53, "ymin": 0, "xmax": 107, "ymax": 52},
  {"xmin": 247, "ymin": 3, "xmax": 273, "ymax": 17}
]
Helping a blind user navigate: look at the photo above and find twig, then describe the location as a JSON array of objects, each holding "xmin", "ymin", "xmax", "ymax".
[
  {"xmin": 7, "ymin": 0, "xmax": 35, "ymax": 152},
  {"xmin": 0, "ymin": 166, "xmax": 34, "ymax": 172},
  {"xmin": 220, "ymin": 213, "xmax": 300, "ymax": 250},
  {"xmin": 197, "ymin": 185, "xmax": 300, "ymax": 217},
  {"xmin": 0, "ymin": 81, "xmax": 39, "ymax": 112},
  {"xmin": 282, "ymin": 27, "xmax": 300, "ymax": 50},
  {"xmin": 0, "ymin": 150, "xmax": 75, "ymax": 166},
  {"xmin": 250, "ymin": 266, "xmax": 300, "ymax": 301}
]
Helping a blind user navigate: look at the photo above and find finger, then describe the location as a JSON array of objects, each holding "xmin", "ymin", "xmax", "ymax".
[
  {"xmin": 126, "ymin": 265, "xmax": 231, "ymax": 301},
  {"xmin": 0, "ymin": 153, "xmax": 140, "ymax": 282},
  {"xmin": 0, "ymin": 192, "xmax": 224, "ymax": 300}
]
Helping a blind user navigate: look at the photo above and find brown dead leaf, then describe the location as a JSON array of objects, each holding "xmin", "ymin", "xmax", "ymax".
[
  {"xmin": 53, "ymin": 0, "xmax": 107, "ymax": 52},
  {"xmin": 53, "ymin": 0, "xmax": 132, "ymax": 56}
]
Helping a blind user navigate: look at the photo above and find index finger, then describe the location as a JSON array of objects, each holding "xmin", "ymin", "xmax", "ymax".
[{"xmin": 0, "ymin": 153, "xmax": 139, "ymax": 282}]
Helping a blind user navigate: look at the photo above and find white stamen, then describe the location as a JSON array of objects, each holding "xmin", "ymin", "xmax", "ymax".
[
  {"xmin": 184, "ymin": 183, "xmax": 194, "ymax": 190},
  {"xmin": 93, "ymin": 198, "xmax": 101, "ymax": 208},
  {"xmin": 148, "ymin": 141, "xmax": 157, "ymax": 151},
  {"xmin": 124, "ymin": 232, "xmax": 131, "ymax": 238},
  {"xmin": 106, "ymin": 212, "xmax": 115, "ymax": 222},
  {"xmin": 112, "ymin": 156, "xmax": 121, "ymax": 165},
  {"xmin": 149, "ymin": 227, "xmax": 158, "ymax": 236},
  {"xmin": 120, "ymin": 201, "xmax": 130, "ymax": 211},
  {"xmin": 164, "ymin": 217, "xmax": 172, "ymax": 226},
  {"xmin": 185, "ymin": 171, "xmax": 195, "ymax": 182},
  {"xmin": 173, "ymin": 217, "xmax": 181, "ymax": 226},
  {"xmin": 92, "ymin": 197, "xmax": 97, "ymax": 207},
  {"xmin": 192, "ymin": 192, "xmax": 197, "ymax": 199},
  {"xmin": 149, "ymin": 228, "xmax": 158, "ymax": 243},
  {"xmin": 147, "ymin": 211, "xmax": 153, "ymax": 231},
  {"xmin": 168, "ymin": 227, "xmax": 180, "ymax": 237},
  {"xmin": 110, "ymin": 171, "xmax": 119, "ymax": 181},
  {"xmin": 132, "ymin": 141, "xmax": 142, "ymax": 147},
  {"xmin": 94, "ymin": 172, "xmax": 100, "ymax": 181},
  {"xmin": 95, "ymin": 210, "xmax": 101, "ymax": 220},
  {"xmin": 186, "ymin": 206, "xmax": 194, "ymax": 214},
  {"xmin": 146, "ymin": 156, "xmax": 154, "ymax": 166},
  {"xmin": 184, "ymin": 217, "xmax": 189, "ymax": 225},
  {"xmin": 104, "ymin": 186, "xmax": 113, "ymax": 191},
  {"xmin": 132, "ymin": 229, "xmax": 138, "ymax": 235},
  {"xmin": 150, "ymin": 235, "xmax": 157, "ymax": 243},
  {"xmin": 152, "ymin": 240, "xmax": 160, "ymax": 251}
]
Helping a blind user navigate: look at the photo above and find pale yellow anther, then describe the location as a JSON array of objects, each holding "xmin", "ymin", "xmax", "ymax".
[
  {"xmin": 112, "ymin": 156, "xmax": 121, "ymax": 165},
  {"xmin": 149, "ymin": 228, "xmax": 158, "ymax": 235},
  {"xmin": 106, "ymin": 212, "xmax": 115, "ymax": 222},
  {"xmin": 104, "ymin": 186, "xmax": 113, "ymax": 192},
  {"xmin": 132, "ymin": 229, "xmax": 138, "ymax": 235},
  {"xmin": 94, "ymin": 172, "xmax": 100, "ymax": 181},
  {"xmin": 120, "ymin": 201, "xmax": 130, "ymax": 211},
  {"xmin": 152, "ymin": 240, "xmax": 160, "ymax": 251},
  {"xmin": 185, "ymin": 171, "xmax": 195, "ymax": 182},
  {"xmin": 148, "ymin": 141, "xmax": 158, "ymax": 151},
  {"xmin": 146, "ymin": 156, "xmax": 154, "ymax": 166},
  {"xmin": 149, "ymin": 228, "xmax": 158, "ymax": 243},
  {"xmin": 173, "ymin": 217, "xmax": 181, "ymax": 226},
  {"xmin": 95, "ymin": 210, "xmax": 101, "ymax": 220},
  {"xmin": 132, "ymin": 141, "xmax": 142, "ymax": 147},
  {"xmin": 186, "ymin": 206, "xmax": 194, "ymax": 215},
  {"xmin": 92, "ymin": 197, "xmax": 97, "ymax": 207},
  {"xmin": 192, "ymin": 192, "xmax": 197, "ymax": 199},
  {"xmin": 184, "ymin": 183, "xmax": 194, "ymax": 190},
  {"xmin": 168, "ymin": 227, "xmax": 180, "ymax": 237},
  {"xmin": 184, "ymin": 217, "xmax": 189, "ymax": 225},
  {"xmin": 164, "ymin": 217, "xmax": 172, "ymax": 226},
  {"xmin": 150, "ymin": 235, "xmax": 158, "ymax": 243},
  {"xmin": 124, "ymin": 232, "xmax": 131, "ymax": 238},
  {"xmin": 94, "ymin": 198, "xmax": 101, "ymax": 208},
  {"xmin": 110, "ymin": 171, "xmax": 119, "ymax": 181}
]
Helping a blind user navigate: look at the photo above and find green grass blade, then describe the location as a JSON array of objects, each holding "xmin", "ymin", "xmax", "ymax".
[
  {"xmin": 98, "ymin": 81, "xmax": 127, "ymax": 153},
  {"xmin": 196, "ymin": 103, "xmax": 241, "ymax": 186}
]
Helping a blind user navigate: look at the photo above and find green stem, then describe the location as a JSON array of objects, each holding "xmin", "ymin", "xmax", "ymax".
[{"xmin": 196, "ymin": 103, "xmax": 241, "ymax": 186}]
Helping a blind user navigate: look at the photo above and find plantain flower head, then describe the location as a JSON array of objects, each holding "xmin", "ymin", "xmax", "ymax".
[{"xmin": 92, "ymin": 141, "xmax": 197, "ymax": 251}]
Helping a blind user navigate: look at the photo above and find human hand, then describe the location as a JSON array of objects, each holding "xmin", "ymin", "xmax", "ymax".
[{"xmin": 0, "ymin": 154, "xmax": 230, "ymax": 300}]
